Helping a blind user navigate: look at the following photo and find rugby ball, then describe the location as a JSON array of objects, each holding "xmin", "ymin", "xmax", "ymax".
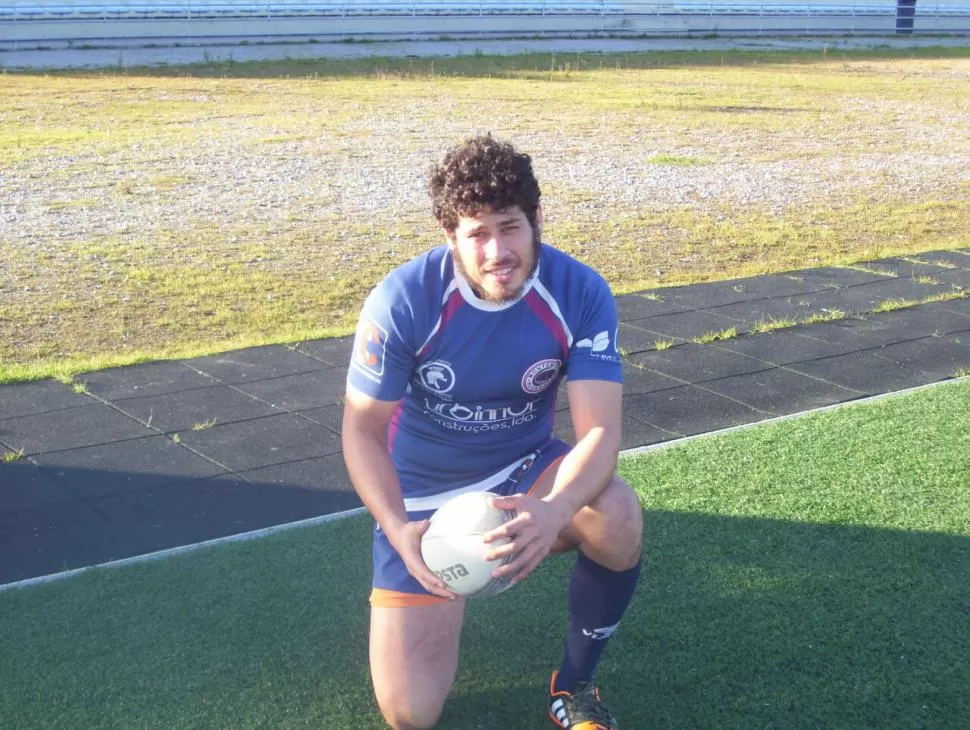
[{"xmin": 420, "ymin": 491, "xmax": 517, "ymax": 599}]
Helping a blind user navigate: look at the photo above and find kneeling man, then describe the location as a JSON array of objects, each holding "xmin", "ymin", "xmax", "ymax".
[{"xmin": 343, "ymin": 135, "xmax": 643, "ymax": 730}]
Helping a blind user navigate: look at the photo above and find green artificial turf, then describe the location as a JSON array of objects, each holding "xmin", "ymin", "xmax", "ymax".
[{"xmin": 1, "ymin": 379, "xmax": 968, "ymax": 728}]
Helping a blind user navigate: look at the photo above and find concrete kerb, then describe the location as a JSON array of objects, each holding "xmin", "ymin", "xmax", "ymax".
[
  {"xmin": 1, "ymin": 374, "xmax": 966, "ymax": 594},
  {"xmin": 4, "ymin": 34, "xmax": 970, "ymax": 72}
]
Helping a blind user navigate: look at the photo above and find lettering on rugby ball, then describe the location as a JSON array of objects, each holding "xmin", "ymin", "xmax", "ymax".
[{"xmin": 420, "ymin": 491, "xmax": 517, "ymax": 599}]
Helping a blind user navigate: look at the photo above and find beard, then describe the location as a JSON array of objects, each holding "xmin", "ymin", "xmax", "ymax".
[{"xmin": 453, "ymin": 225, "xmax": 541, "ymax": 304}]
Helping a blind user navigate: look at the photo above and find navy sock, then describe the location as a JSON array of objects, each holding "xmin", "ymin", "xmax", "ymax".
[{"xmin": 554, "ymin": 550, "xmax": 642, "ymax": 692}]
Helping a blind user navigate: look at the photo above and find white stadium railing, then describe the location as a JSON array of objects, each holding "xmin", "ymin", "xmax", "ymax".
[
  {"xmin": 0, "ymin": 1, "xmax": 627, "ymax": 19},
  {"xmin": 0, "ymin": 1, "xmax": 967, "ymax": 43},
  {"xmin": 1, "ymin": 0, "xmax": 966, "ymax": 19}
]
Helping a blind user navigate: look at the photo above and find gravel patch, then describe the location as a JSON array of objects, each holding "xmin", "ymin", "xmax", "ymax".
[{"xmin": 2, "ymin": 47, "xmax": 969, "ymax": 371}]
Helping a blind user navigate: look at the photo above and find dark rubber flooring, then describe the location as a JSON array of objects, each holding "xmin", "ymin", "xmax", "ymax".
[{"xmin": 2, "ymin": 249, "xmax": 969, "ymax": 585}]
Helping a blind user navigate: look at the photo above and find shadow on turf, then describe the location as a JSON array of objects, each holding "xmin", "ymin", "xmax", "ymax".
[
  {"xmin": 3, "ymin": 465, "xmax": 969, "ymax": 729},
  {"xmin": 441, "ymin": 509, "xmax": 970, "ymax": 729},
  {"xmin": 0, "ymin": 460, "xmax": 361, "ymax": 586}
]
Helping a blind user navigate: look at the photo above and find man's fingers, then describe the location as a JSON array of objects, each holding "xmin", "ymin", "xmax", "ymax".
[
  {"xmin": 414, "ymin": 518, "xmax": 431, "ymax": 536},
  {"xmin": 394, "ymin": 523, "xmax": 458, "ymax": 599},
  {"xmin": 409, "ymin": 560, "xmax": 458, "ymax": 599},
  {"xmin": 489, "ymin": 493, "xmax": 522, "ymax": 510},
  {"xmin": 421, "ymin": 579, "xmax": 459, "ymax": 600},
  {"xmin": 484, "ymin": 541, "xmax": 516, "ymax": 562},
  {"xmin": 406, "ymin": 555, "xmax": 453, "ymax": 597},
  {"xmin": 483, "ymin": 511, "xmax": 533, "ymax": 544},
  {"xmin": 491, "ymin": 541, "xmax": 544, "ymax": 581}
]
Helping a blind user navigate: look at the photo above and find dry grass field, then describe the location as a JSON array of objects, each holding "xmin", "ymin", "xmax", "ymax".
[{"xmin": 2, "ymin": 48, "xmax": 968, "ymax": 382}]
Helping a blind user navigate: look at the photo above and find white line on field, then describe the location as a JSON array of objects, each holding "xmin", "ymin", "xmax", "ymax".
[
  {"xmin": 0, "ymin": 507, "xmax": 366, "ymax": 593},
  {"xmin": 621, "ymin": 375, "xmax": 969, "ymax": 458}
]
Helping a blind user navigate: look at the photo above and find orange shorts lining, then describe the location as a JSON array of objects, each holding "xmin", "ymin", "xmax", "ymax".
[
  {"xmin": 370, "ymin": 587, "xmax": 452, "ymax": 608},
  {"xmin": 526, "ymin": 454, "xmax": 566, "ymax": 498}
]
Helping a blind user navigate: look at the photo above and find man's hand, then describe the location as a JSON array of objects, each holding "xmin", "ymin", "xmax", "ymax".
[
  {"xmin": 384, "ymin": 520, "xmax": 459, "ymax": 600},
  {"xmin": 482, "ymin": 494, "xmax": 572, "ymax": 586}
]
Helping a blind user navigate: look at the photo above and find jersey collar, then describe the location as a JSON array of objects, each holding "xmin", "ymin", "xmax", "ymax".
[{"xmin": 452, "ymin": 250, "xmax": 541, "ymax": 312}]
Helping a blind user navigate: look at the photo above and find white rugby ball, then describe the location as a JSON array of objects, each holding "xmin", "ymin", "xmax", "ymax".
[{"xmin": 420, "ymin": 491, "xmax": 517, "ymax": 599}]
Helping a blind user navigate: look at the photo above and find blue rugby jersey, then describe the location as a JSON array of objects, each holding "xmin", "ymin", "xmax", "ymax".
[{"xmin": 347, "ymin": 243, "xmax": 622, "ymax": 495}]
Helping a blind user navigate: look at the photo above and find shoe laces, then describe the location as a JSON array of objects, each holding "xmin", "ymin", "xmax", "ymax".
[{"xmin": 558, "ymin": 682, "xmax": 617, "ymax": 728}]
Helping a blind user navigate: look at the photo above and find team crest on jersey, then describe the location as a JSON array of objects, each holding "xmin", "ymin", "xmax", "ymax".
[
  {"xmin": 354, "ymin": 319, "xmax": 387, "ymax": 379},
  {"xmin": 417, "ymin": 360, "xmax": 456, "ymax": 394},
  {"xmin": 521, "ymin": 358, "xmax": 561, "ymax": 394}
]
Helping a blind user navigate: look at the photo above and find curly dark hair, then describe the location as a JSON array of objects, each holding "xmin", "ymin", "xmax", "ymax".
[{"xmin": 428, "ymin": 134, "xmax": 541, "ymax": 232}]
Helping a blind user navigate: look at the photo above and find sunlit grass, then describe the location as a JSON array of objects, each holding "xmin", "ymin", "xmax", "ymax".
[{"xmin": 2, "ymin": 48, "xmax": 969, "ymax": 382}]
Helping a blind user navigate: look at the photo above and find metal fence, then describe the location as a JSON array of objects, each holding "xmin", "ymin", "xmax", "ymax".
[
  {"xmin": 2, "ymin": 0, "xmax": 967, "ymax": 19},
  {"xmin": 7, "ymin": 1, "xmax": 624, "ymax": 20},
  {"xmin": 1, "ymin": 1, "xmax": 967, "ymax": 44}
]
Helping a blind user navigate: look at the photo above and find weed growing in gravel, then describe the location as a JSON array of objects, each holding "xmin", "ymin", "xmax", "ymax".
[
  {"xmin": 693, "ymin": 327, "xmax": 738, "ymax": 344},
  {"xmin": 1, "ymin": 449, "xmax": 25, "ymax": 463},
  {"xmin": 801, "ymin": 309, "xmax": 847, "ymax": 325},
  {"xmin": 752, "ymin": 317, "xmax": 799, "ymax": 334}
]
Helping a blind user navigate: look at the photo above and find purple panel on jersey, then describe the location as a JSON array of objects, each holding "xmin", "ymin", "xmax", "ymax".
[{"xmin": 525, "ymin": 289, "xmax": 570, "ymax": 358}]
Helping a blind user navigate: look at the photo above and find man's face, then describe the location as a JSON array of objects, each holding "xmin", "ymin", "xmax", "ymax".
[{"xmin": 448, "ymin": 205, "xmax": 542, "ymax": 303}]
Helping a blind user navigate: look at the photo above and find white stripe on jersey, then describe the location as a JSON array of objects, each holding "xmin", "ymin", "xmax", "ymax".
[
  {"xmin": 402, "ymin": 451, "xmax": 535, "ymax": 512},
  {"xmin": 417, "ymin": 278, "xmax": 460, "ymax": 355},
  {"xmin": 532, "ymin": 279, "xmax": 575, "ymax": 348},
  {"xmin": 349, "ymin": 361, "xmax": 382, "ymax": 384}
]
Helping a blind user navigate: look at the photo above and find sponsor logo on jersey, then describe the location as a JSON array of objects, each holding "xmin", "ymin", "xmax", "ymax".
[
  {"xmin": 575, "ymin": 329, "xmax": 620, "ymax": 362},
  {"xmin": 576, "ymin": 330, "xmax": 611, "ymax": 353},
  {"xmin": 521, "ymin": 358, "xmax": 562, "ymax": 394},
  {"xmin": 417, "ymin": 360, "xmax": 456, "ymax": 394},
  {"xmin": 422, "ymin": 397, "xmax": 540, "ymax": 434},
  {"xmin": 353, "ymin": 320, "xmax": 388, "ymax": 379}
]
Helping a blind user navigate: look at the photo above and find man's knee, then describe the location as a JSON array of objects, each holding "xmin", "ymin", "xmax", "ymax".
[
  {"xmin": 370, "ymin": 602, "xmax": 463, "ymax": 730},
  {"xmin": 376, "ymin": 694, "xmax": 444, "ymax": 730},
  {"xmin": 585, "ymin": 477, "xmax": 643, "ymax": 569}
]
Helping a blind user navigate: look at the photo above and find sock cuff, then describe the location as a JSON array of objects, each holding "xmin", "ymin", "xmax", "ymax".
[{"xmin": 577, "ymin": 548, "xmax": 642, "ymax": 577}]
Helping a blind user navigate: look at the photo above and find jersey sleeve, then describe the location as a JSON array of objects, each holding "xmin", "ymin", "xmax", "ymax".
[
  {"xmin": 566, "ymin": 271, "xmax": 623, "ymax": 383},
  {"xmin": 346, "ymin": 280, "xmax": 416, "ymax": 402}
]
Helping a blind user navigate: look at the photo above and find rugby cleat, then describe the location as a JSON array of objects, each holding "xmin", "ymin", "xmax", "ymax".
[{"xmin": 547, "ymin": 671, "xmax": 620, "ymax": 729}]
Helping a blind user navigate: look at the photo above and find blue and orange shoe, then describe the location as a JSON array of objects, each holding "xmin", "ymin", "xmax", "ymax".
[{"xmin": 547, "ymin": 671, "xmax": 620, "ymax": 729}]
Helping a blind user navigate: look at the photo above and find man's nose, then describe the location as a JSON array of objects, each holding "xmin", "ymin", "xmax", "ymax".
[{"xmin": 483, "ymin": 236, "xmax": 508, "ymax": 261}]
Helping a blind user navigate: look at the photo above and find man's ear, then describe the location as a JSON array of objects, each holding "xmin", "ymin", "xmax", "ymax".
[
  {"xmin": 442, "ymin": 227, "xmax": 457, "ymax": 245},
  {"xmin": 535, "ymin": 204, "xmax": 544, "ymax": 237}
]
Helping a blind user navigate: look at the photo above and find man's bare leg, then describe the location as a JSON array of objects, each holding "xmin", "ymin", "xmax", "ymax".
[
  {"xmin": 370, "ymin": 599, "xmax": 466, "ymax": 730},
  {"xmin": 534, "ymin": 469, "xmax": 644, "ymax": 569}
]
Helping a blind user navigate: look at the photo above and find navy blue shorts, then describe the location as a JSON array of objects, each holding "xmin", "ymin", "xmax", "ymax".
[{"xmin": 370, "ymin": 438, "xmax": 571, "ymax": 607}]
